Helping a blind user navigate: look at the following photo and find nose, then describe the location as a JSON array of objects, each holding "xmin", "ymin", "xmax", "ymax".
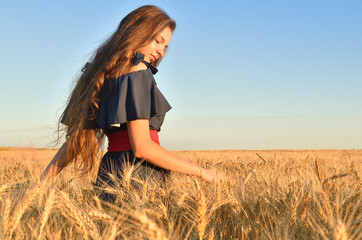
[{"xmin": 156, "ymin": 47, "xmax": 165, "ymax": 57}]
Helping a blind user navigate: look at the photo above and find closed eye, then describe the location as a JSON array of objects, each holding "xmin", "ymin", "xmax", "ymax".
[{"xmin": 157, "ymin": 35, "xmax": 165, "ymax": 43}]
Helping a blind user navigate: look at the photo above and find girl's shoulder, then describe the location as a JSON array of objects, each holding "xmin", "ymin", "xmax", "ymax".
[
  {"xmin": 103, "ymin": 67, "xmax": 154, "ymax": 94},
  {"xmin": 120, "ymin": 60, "xmax": 158, "ymax": 78},
  {"xmin": 127, "ymin": 62, "xmax": 148, "ymax": 74},
  {"xmin": 116, "ymin": 65, "xmax": 153, "ymax": 82}
]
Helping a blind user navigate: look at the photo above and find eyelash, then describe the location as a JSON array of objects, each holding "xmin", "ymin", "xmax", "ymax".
[{"xmin": 155, "ymin": 39, "xmax": 167, "ymax": 50}]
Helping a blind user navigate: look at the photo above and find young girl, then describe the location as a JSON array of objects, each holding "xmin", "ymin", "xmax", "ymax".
[{"xmin": 40, "ymin": 5, "xmax": 219, "ymax": 197}]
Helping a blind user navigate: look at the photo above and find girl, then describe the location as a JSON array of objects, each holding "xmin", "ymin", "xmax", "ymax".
[{"xmin": 40, "ymin": 5, "xmax": 219, "ymax": 199}]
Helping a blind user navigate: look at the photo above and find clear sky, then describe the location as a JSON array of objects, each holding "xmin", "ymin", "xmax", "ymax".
[{"xmin": 1, "ymin": 0, "xmax": 361, "ymax": 150}]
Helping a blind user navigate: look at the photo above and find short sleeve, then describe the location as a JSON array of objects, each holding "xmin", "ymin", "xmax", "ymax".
[{"xmin": 98, "ymin": 69, "xmax": 171, "ymax": 129}]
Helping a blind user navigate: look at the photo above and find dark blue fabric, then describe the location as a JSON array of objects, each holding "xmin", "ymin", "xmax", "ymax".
[
  {"xmin": 95, "ymin": 150, "xmax": 169, "ymax": 203},
  {"xmin": 98, "ymin": 68, "xmax": 171, "ymax": 131},
  {"xmin": 133, "ymin": 52, "xmax": 158, "ymax": 74}
]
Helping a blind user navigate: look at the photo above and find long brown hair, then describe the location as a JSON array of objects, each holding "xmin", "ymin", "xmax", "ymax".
[{"xmin": 60, "ymin": 5, "xmax": 176, "ymax": 173}]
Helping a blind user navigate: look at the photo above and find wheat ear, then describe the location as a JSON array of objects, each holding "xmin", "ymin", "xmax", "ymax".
[
  {"xmin": 334, "ymin": 219, "xmax": 348, "ymax": 240},
  {"xmin": 133, "ymin": 210, "xmax": 169, "ymax": 240},
  {"xmin": 37, "ymin": 189, "xmax": 56, "ymax": 240},
  {"xmin": 59, "ymin": 191, "xmax": 100, "ymax": 240},
  {"xmin": 9, "ymin": 185, "xmax": 40, "ymax": 237},
  {"xmin": 196, "ymin": 182, "xmax": 207, "ymax": 240},
  {"xmin": 2, "ymin": 196, "xmax": 11, "ymax": 238}
]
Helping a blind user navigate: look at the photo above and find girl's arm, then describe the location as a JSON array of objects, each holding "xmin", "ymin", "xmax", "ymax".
[
  {"xmin": 40, "ymin": 141, "xmax": 71, "ymax": 182},
  {"xmin": 127, "ymin": 119, "xmax": 219, "ymax": 182}
]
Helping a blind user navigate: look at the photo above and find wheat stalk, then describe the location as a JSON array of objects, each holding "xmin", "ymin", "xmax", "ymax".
[
  {"xmin": 210, "ymin": 198, "xmax": 234, "ymax": 213},
  {"xmin": 177, "ymin": 192, "xmax": 188, "ymax": 207},
  {"xmin": 60, "ymin": 201, "xmax": 89, "ymax": 239},
  {"xmin": 132, "ymin": 210, "xmax": 169, "ymax": 240},
  {"xmin": 195, "ymin": 181, "xmax": 208, "ymax": 240},
  {"xmin": 243, "ymin": 169, "xmax": 255, "ymax": 186},
  {"xmin": 314, "ymin": 159, "xmax": 322, "ymax": 182},
  {"xmin": 255, "ymin": 153, "xmax": 267, "ymax": 164},
  {"xmin": 38, "ymin": 189, "xmax": 56, "ymax": 240},
  {"xmin": 59, "ymin": 191, "xmax": 100, "ymax": 240},
  {"xmin": 53, "ymin": 229, "xmax": 62, "ymax": 240},
  {"xmin": 88, "ymin": 210, "xmax": 112, "ymax": 221},
  {"xmin": 2, "ymin": 196, "xmax": 11, "ymax": 238},
  {"xmin": 0, "ymin": 183, "xmax": 9, "ymax": 195},
  {"xmin": 105, "ymin": 222, "xmax": 119, "ymax": 240},
  {"xmin": 322, "ymin": 173, "xmax": 349, "ymax": 189},
  {"xmin": 9, "ymin": 185, "xmax": 41, "ymax": 237},
  {"xmin": 299, "ymin": 191, "xmax": 311, "ymax": 221},
  {"xmin": 334, "ymin": 219, "xmax": 348, "ymax": 240}
]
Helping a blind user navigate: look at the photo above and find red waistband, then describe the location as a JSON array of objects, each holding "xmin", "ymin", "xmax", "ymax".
[{"xmin": 107, "ymin": 129, "xmax": 160, "ymax": 152}]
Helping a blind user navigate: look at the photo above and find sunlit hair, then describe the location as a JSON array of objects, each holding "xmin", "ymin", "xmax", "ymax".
[{"xmin": 59, "ymin": 5, "xmax": 176, "ymax": 173}]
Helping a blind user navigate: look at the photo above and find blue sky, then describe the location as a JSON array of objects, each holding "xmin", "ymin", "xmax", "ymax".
[{"xmin": 1, "ymin": 0, "xmax": 361, "ymax": 150}]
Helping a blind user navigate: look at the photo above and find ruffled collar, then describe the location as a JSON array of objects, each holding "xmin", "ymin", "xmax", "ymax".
[{"xmin": 133, "ymin": 52, "xmax": 158, "ymax": 75}]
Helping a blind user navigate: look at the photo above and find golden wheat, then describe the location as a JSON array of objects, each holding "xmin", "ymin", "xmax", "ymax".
[
  {"xmin": 195, "ymin": 181, "xmax": 207, "ymax": 240},
  {"xmin": 9, "ymin": 185, "xmax": 41, "ymax": 237},
  {"xmin": 132, "ymin": 210, "xmax": 169, "ymax": 240},
  {"xmin": 37, "ymin": 189, "xmax": 56, "ymax": 240},
  {"xmin": 0, "ymin": 148, "xmax": 361, "ymax": 239}
]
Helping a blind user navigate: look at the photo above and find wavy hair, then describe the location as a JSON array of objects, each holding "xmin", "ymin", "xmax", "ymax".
[{"xmin": 59, "ymin": 5, "xmax": 176, "ymax": 173}]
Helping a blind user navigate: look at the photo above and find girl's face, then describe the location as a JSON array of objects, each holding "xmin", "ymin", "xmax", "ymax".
[{"xmin": 138, "ymin": 26, "xmax": 173, "ymax": 63}]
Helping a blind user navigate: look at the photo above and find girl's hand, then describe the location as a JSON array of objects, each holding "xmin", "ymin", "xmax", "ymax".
[
  {"xmin": 40, "ymin": 142, "xmax": 70, "ymax": 182},
  {"xmin": 200, "ymin": 168, "xmax": 220, "ymax": 183}
]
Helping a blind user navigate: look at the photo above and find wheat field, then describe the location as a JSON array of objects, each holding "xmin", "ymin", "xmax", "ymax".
[{"xmin": 0, "ymin": 148, "xmax": 361, "ymax": 239}]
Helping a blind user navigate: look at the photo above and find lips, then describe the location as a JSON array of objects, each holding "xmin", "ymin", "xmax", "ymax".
[{"xmin": 151, "ymin": 54, "xmax": 157, "ymax": 62}]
